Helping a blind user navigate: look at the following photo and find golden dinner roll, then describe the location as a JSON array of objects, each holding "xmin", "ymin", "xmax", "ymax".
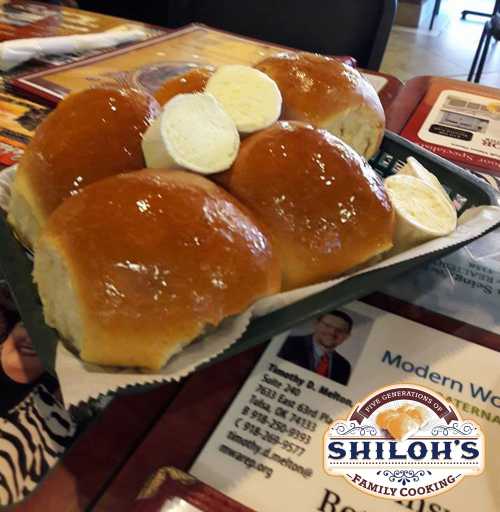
[
  {"xmin": 33, "ymin": 169, "xmax": 281, "ymax": 370},
  {"xmin": 377, "ymin": 405, "xmax": 430, "ymax": 440},
  {"xmin": 217, "ymin": 122, "xmax": 394, "ymax": 290},
  {"xmin": 399, "ymin": 405, "xmax": 429, "ymax": 427},
  {"xmin": 255, "ymin": 53, "xmax": 384, "ymax": 159},
  {"xmin": 376, "ymin": 409, "xmax": 399, "ymax": 429},
  {"xmin": 8, "ymin": 87, "xmax": 159, "ymax": 247},
  {"xmin": 154, "ymin": 68, "xmax": 213, "ymax": 106},
  {"xmin": 384, "ymin": 414, "xmax": 420, "ymax": 441}
]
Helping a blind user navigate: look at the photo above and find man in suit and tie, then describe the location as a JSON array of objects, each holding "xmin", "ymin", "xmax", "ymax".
[{"xmin": 278, "ymin": 311, "xmax": 353, "ymax": 385}]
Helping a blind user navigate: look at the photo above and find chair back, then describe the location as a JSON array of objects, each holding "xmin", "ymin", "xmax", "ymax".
[
  {"xmin": 169, "ymin": 0, "xmax": 397, "ymax": 70},
  {"xmin": 491, "ymin": 12, "xmax": 500, "ymax": 38}
]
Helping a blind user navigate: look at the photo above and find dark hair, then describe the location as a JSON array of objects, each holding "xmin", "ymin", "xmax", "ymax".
[{"xmin": 317, "ymin": 310, "xmax": 353, "ymax": 332}]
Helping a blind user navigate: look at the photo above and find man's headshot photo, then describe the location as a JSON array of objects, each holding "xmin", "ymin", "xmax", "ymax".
[{"xmin": 277, "ymin": 310, "xmax": 354, "ymax": 385}]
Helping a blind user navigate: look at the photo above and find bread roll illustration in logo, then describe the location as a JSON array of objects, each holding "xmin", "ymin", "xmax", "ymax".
[
  {"xmin": 376, "ymin": 404, "xmax": 430, "ymax": 441},
  {"xmin": 325, "ymin": 384, "xmax": 485, "ymax": 500}
]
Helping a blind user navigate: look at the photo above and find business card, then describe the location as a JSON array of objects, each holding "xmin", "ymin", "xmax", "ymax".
[{"xmin": 191, "ymin": 302, "xmax": 499, "ymax": 511}]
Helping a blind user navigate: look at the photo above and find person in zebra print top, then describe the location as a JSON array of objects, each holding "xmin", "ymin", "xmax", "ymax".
[{"xmin": 0, "ymin": 322, "xmax": 77, "ymax": 506}]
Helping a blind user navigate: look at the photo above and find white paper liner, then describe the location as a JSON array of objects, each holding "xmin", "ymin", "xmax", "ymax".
[
  {"xmin": 55, "ymin": 309, "xmax": 252, "ymax": 406},
  {"xmin": 0, "ymin": 164, "xmax": 15, "ymax": 211},
  {"xmin": 1, "ymin": 165, "xmax": 500, "ymax": 407}
]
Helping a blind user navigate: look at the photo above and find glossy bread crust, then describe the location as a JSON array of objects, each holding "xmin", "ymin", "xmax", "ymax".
[
  {"xmin": 8, "ymin": 87, "xmax": 160, "ymax": 246},
  {"xmin": 34, "ymin": 169, "xmax": 281, "ymax": 369},
  {"xmin": 217, "ymin": 121, "xmax": 394, "ymax": 290},
  {"xmin": 255, "ymin": 53, "xmax": 384, "ymax": 158},
  {"xmin": 154, "ymin": 68, "xmax": 213, "ymax": 106}
]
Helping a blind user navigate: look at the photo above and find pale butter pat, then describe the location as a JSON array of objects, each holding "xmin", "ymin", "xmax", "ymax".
[
  {"xmin": 205, "ymin": 65, "xmax": 282, "ymax": 134},
  {"xmin": 141, "ymin": 93, "xmax": 240, "ymax": 174},
  {"xmin": 385, "ymin": 174, "xmax": 457, "ymax": 252},
  {"xmin": 398, "ymin": 156, "xmax": 453, "ymax": 207}
]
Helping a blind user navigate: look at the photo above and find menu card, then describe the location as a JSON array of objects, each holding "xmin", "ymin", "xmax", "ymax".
[
  {"xmin": 11, "ymin": 24, "xmax": 376, "ymax": 104},
  {"xmin": 0, "ymin": 91, "xmax": 48, "ymax": 166},
  {"xmin": 191, "ymin": 301, "xmax": 500, "ymax": 511},
  {"xmin": 10, "ymin": 25, "xmax": 291, "ymax": 102},
  {"xmin": 401, "ymin": 78, "xmax": 500, "ymax": 175}
]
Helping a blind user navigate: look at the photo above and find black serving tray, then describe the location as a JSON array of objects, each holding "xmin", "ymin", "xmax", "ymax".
[{"xmin": 0, "ymin": 131, "xmax": 499, "ymax": 376}]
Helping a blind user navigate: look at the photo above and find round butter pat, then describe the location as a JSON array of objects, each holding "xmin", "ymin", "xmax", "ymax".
[
  {"xmin": 141, "ymin": 92, "xmax": 240, "ymax": 174},
  {"xmin": 398, "ymin": 156, "xmax": 453, "ymax": 208},
  {"xmin": 384, "ymin": 174, "xmax": 457, "ymax": 251},
  {"xmin": 205, "ymin": 64, "xmax": 282, "ymax": 134}
]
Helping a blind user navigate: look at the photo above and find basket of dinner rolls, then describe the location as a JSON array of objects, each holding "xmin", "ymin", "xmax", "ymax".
[{"xmin": 1, "ymin": 52, "xmax": 499, "ymax": 406}]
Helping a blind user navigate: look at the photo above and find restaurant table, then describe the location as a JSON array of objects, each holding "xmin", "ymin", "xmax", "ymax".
[
  {"xmin": 0, "ymin": 5, "xmax": 496, "ymax": 510},
  {"xmin": 0, "ymin": 4, "xmax": 406, "ymax": 510},
  {"xmin": 1, "ymin": 12, "xmax": 499, "ymax": 507},
  {"xmin": 5, "ymin": 72, "xmax": 497, "ymax": 511},
  {"xmin": 0, "ymin": 0, "xmax": 148, "ymax": 41},
  {"xmin": 90, "ymin": 77, "xmax": 500, "ymax": 512}
]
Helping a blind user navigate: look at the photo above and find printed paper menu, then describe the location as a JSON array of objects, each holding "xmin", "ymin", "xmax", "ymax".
[
  {"xmin": 381, "ymin": 228, "xmax": 500, "ymax": 337},
  {"xmin": 402, "ymin": 78, "xmax": 500, "ymax": 175},
  {"xmin": 0, "ymin": 91, "xmax": 48, "ymax": 166},
  {"xmin": 12, "ymin": 25, "xmax": 374, "ymax": 104},
  {"xmin": 191, "ymin": 302, "xmax": 500, "ymax": 511}
]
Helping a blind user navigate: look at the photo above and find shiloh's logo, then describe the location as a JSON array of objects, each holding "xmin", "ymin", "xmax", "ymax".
[{"xmin": 324, "ymin": 384, "xmax": 484, "ymax": 500}]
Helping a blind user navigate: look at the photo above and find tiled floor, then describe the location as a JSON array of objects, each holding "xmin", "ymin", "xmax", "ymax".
[{"xmin": 380, "ymin": 0, "xmax": 500, "ymax": 87}]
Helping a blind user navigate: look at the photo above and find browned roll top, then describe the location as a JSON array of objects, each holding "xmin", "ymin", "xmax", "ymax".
[
  {"xmin": 154, "ymin": 67, "xmax": 213, "ymax": 106},
  {"xmin": 9, "ymin": 86, "xmax": 160, "ymax": 246},
  {"xmin": 33, "ymin": 169, "xmax": 281, "ymax": 369},
  {"xmin": 217, "ymin": 121, "xmax": 394, "ymax": 290},
  {"xmin": 255, "ymin": 53, "xmax": 385, "ymax": 159}
]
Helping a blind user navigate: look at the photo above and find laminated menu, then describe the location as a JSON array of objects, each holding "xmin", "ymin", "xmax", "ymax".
[
  {"xmin": 10, "ymin": 25, "xmax": 301, "ymax": 102},
  {"xmin": 401, "ymin": 78, "xmax": 500, "ymax": 175},
  {"xmin": 11, "ymin": 24, "xmax": 385, "ymax": 104},
  {"xmin": 0, "ymin": 1, "xmax": 161, "ymax": 75},
  {"xmin": 0, "ymin": 91, "xmax": 48, "ymax": 166},
  {"xmin": 191, "ymin": 301, "xmax": 500, "ymax": 511}
]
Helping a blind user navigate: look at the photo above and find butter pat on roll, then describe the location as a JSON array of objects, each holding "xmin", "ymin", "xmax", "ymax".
[
  {"xmin": 205, "ymin": 64, "xmax": 282, "ymax": 134},
  {"xmin": 141, "ymin": 93, "xmax": 240, "ymax": 174}
]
